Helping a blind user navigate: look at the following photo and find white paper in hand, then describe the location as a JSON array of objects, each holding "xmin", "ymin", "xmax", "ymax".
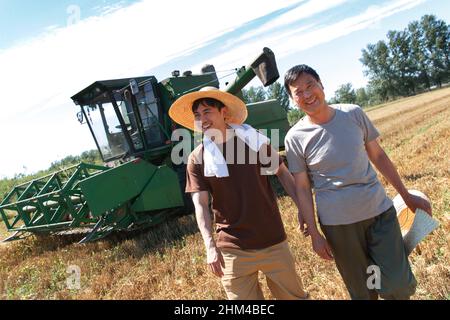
[{"xmin": 403, "ymin": 209, "xmax": 439, "ymax": 255}]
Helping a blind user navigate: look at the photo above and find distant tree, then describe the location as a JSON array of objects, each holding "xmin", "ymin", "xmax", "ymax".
[
  {"xmin": 408, "ymin": 20, "xmax": 432, "ymax": 90},
  {"xmin": 333, "ymin": 83, "xmax": 357, "ymax": 104},
  {"xmin": 361, "ymin": 40, "xmax": 397, "ymax": 101},
  {"xmin": 241, "ymin": 86, "xmax": 267, "ymax": 104},
  {"xmin": 0, "ymin": 178, "xmax": 15, "ymax": 201},
  {"xmin": 327, "ymin": 97, "xmax": 336, "ymax": 104},
  {"xmin": 365, "ymin": 83, "xmax": 385, "ymax": 106},
  {"xmin": 361, "ymin": 14, "xmax": 450, "ymax": 103},
  {"xmin": 387, "ymin": 29, "xmax": 418, "ymax": 96},
  {"xmin": 355, "ymin": 87, "xmax": 370, "ymax": 108},
  {"xmin": 327, "ymin": 96, "xmax": 338, "ymax": 104},
  {"xmin": 48, "ymin": 150, "xmax": 101, "ymax": 171},
  {"xmin": 419, "ymin": 15, "xmax": 450, "ymax": 87},
  {"xmin": 266, "ymin": 81, "xmax": 291, "ymax": 111},
  {"xmin": 80, "ymin": 150, "xmax": 102, "ymax": 164}
]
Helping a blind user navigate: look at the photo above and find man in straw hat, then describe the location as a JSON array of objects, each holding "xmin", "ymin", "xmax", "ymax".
[
  {"xmin": 169, "ymin": 86, "xmax": 308, "ymax": 300},
  {"xmin": 283, "ymin": 64, "xmax": 432, "ymax": 300}
]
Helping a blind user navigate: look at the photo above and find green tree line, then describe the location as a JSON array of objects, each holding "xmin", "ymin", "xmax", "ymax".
[{"xmin": 331, "ymin": 14, "xmax": 449, "ymax": 106}]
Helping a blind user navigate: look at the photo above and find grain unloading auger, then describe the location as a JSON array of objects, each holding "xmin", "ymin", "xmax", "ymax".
[{"xmin": 0, "ymin": 48, "xmax": 290, "ymax": 243}]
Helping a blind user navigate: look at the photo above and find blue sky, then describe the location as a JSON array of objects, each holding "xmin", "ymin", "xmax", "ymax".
[
  {"xmin": 0, "ymin": 0, "xmax": 133, "ymax": 48},
  {"xmin": 0, "ymin": 0, "xmax": 449, "ymax": 177}
]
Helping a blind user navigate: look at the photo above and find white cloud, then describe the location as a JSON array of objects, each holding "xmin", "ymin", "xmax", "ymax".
[
  {"xmin": 276, "ymin": 0, "xmax": 428, "ymax": 56},
  {"xmin": 222, "ymin": 0, "xmax": 349, "ymax": 47},
  {"xmin": 190, "ymin": 0, "xmax": 426, "ymax": 80},
  {"xmin": 95, "ymin": 1, "xmax": 128, "ymax": 16},
  {"xmin": 43, "ymin": 24, "xmax": 60, "ymax": 32}
]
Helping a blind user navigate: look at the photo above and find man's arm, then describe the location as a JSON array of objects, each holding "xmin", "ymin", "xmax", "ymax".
[
  {"xmin": 293, "ymin": 172, "xmax": 334, "ymax": 261},
  {"xmin": 276, "ymin": 162, "xmax": 309, "ymax": 236},
  {"xmin": 191, "ymin": 191, "xmax": 224, "ymax": 277},
  {"xmin": 366, "ymin": 139, "xmax": 432, "ymax": 215}
]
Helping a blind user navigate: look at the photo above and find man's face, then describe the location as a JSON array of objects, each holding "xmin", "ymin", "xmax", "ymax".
[
  {"xmin": 288, "ymin": 73, "xmax": 326, "ymax": 115},
  {"xmin": 193, "ymin": 103, "xmax": 228, "ymax": 134}
]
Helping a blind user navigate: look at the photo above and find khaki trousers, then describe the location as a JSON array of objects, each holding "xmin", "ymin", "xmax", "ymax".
[{"xmin": 220, "ymin": 240, "xmax": 308, "ymax": 300}]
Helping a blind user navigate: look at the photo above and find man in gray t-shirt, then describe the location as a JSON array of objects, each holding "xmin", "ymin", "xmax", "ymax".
[{"xmin": 283, "ymin": 64, "xmax": 432, "ymax": 300}]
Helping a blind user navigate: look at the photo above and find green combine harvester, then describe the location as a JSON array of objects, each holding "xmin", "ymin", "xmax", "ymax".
[{"xmin": 0, "ymin": 48, "xmax": 290, "ymax": 243}]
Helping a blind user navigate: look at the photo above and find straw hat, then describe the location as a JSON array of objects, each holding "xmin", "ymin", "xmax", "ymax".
[
  {"xmin": 393, "ymin": 190, "xmax": 439, "ymax": 255},
  {"xmin": 168, "ymin": 86, "xmax": 248, "ymax": 132}
]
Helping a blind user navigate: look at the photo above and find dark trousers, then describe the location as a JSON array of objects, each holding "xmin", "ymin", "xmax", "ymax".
[{"xmin": 321, "ymin": 206, "xmax": 417, "ymax": 300}]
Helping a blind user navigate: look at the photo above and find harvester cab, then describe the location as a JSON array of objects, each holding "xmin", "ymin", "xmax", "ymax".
[
  {"xmin": 71, "ymin": 67, "xmax": 220, "ymax": 166},
  {"xmin": 71, "ymin": 77, "xmax": 160, "ymax": 163},
  {"xmin": 0, "ymin": 47, "xmax": 290, "ymax": 243}
]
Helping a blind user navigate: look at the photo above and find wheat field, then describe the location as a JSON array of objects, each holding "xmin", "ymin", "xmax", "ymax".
[{"xmin": 0, "ymin": 88, "xmax": 449, "ymax": 300}]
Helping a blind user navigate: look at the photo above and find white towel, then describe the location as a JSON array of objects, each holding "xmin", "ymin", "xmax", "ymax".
[{"xmin": 203, "ymin": 124, "xmax": 269, "ymax": 178}]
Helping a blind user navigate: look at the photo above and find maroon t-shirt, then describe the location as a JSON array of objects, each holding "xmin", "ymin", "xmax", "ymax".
[{"xmin": 185, "ymin": 136, "xmax": 286, "ymax": 250}]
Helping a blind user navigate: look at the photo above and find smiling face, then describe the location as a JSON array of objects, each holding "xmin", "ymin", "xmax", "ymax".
[
  {"xmin": 192, "ymin": 99, "xmax": 228, "ymax": 134},
  {"xmin": 288, "ymin": 73, "xmax": 327, "ymax": 116}
]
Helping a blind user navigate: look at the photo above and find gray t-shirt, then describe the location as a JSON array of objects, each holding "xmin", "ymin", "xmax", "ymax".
[{"xmin": 285, "ymin": 104, "xmax": 392, "ymax": 225}]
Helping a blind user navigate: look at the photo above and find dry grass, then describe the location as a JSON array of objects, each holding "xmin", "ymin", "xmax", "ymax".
[{"xmin": 0, "ymin": 88, "xmax": 449, "ymax": 300}]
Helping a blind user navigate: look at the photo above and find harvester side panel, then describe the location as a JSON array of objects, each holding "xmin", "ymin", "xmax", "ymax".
[
  {"xmin": 131, "ymin": 165, "xmax": 184, "ymax": 212},
  {"xmin": 79, "ymin": 159, "xmax": 157, "ymax": 217}
]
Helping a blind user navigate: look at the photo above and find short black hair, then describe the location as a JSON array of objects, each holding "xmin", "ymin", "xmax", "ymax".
[
  {"xmin": 192, "ymin": 97, "xmax": 225, "ymax": 113},
  {"xmin": 284, "ymin": 65, "xmax": 321, "ymax": 97}
]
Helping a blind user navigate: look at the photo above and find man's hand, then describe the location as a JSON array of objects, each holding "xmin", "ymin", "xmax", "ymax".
[
  {"xmin": 311, "ymin": 233, "xmax": 334, "ymax": 261},
  {"xmin": 297, "ymin": 211, "xmax": 310, "ymax": 237},
  {"xmin": 403, "ymin": 192, "xmax": 433, "ymax": 216},
  {"xmin": 206, "ymin": 246, "xmax": 225, "ymax": 277}
]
